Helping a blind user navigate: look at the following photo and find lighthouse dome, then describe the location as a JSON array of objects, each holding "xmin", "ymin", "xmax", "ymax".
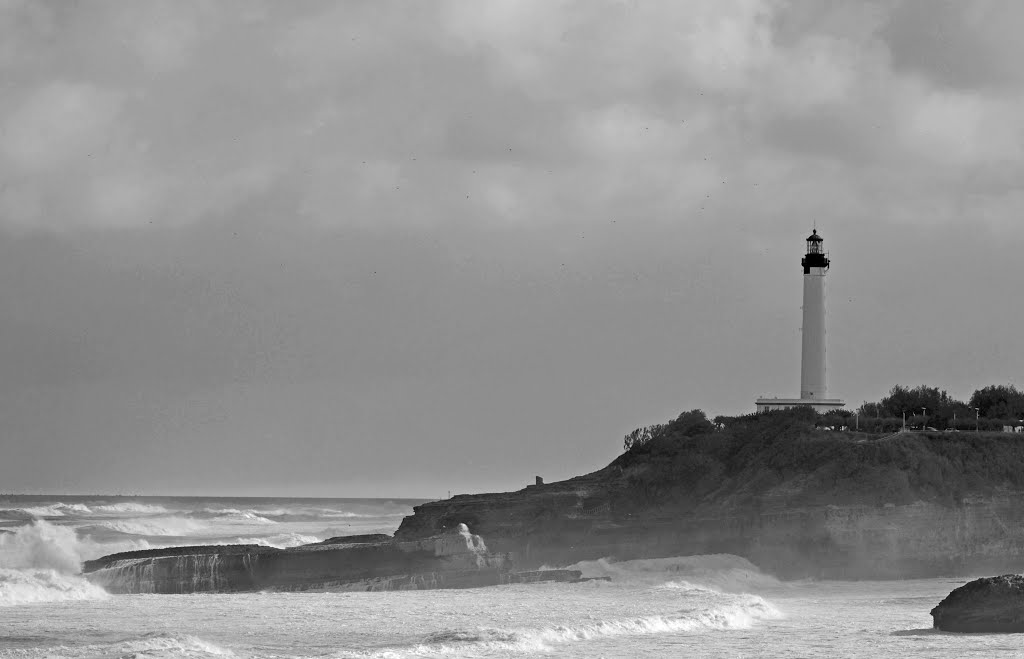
[{"xmin": 806, "ymin": 230, "xmax": 823, "ymax": 242}]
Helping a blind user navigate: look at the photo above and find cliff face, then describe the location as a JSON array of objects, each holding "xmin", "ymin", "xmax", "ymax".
[{"xmin": 395, "ymin": 416, "xmax": 1024, "ymax": 579}]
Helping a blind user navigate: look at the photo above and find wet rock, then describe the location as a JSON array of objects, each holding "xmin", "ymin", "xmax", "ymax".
[{"xmin": 931, "ymin": 575, "xmax": 1024, "ymax": 633}]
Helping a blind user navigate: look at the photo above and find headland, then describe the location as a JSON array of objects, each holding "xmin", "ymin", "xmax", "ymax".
[{"xmin": 83, "ymin": 408, "xmax": 1024, "ymax": 592}]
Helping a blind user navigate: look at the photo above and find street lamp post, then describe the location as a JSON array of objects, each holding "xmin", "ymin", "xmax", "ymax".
[{"xmin": 974, "ymin": 407, "xmax": 980, "ymax": 434}]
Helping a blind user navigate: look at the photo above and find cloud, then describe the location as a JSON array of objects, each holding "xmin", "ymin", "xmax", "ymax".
[
  {"xmin": 1, "ymin": 81, "xmax": 125, "ymax": 172},
  {"xmin": 0, "ymin": 1, "xmax": 1023, "ymax": 236}
]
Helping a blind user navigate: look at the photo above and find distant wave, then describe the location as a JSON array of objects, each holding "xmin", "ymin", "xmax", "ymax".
[
  {"xmin": 24, "ymin": 632, "xmax": 234, "ymax": 658},
  {"xmin": 337, "ymin": 596, "xmax": 781, "ymax": 657},
  {"xmin": 90, "ymin": 502, "xmax": 170, "ymax": 515},
  {"xmin": 89, "ymin": 516, "xmax": 205, "ymax": 537},
  {"xmin": 16, "ymin": 503, "xmax": 92, "ymax": 518},
  {"xmin": 223, "ymin": 533, "xmax": 321, "ymax": 549},
  {"xmin": 0, "ymin": 509, "xmax": 39, "ymax": 521},
  {"xmin": 111, "ymin": 633, "xmax": 235, "ymax": 658},
  {"xmin": 0, "ymin": 502, "xmax": 169, "ymax": 521},
  {"xmin": 188, "ymin": 509, "xmax": 277, "ymax": 525}
]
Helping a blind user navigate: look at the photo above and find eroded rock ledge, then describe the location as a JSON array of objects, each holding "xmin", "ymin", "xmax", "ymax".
[{"xmin": 83, "ymin": 524, "xmax": 581, "ymax": 594}]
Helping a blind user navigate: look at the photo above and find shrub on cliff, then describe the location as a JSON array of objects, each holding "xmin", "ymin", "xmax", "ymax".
[{"xmin": 622, "ymin": 410, "xmax": 713, "ymax": 453}]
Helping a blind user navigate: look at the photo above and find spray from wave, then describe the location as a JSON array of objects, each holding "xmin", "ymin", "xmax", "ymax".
[
  {"xmin": 0, "ymin": 521, "xmax": 112, "ymax": 606},
  {"xmin": 563, "ymin": 554, "xmax": 782, "ymax": 592}
]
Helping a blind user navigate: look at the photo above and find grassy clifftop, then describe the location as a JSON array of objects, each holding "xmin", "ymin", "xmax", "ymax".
[{"xmin": 608, "ymin": 410, "xmax": 1024, "ymax": 513}]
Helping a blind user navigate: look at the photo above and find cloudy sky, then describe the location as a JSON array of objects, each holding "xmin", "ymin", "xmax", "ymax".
[{"xmin": 2, "ymin": 0, "xmax": 1023, "ymax": 497}]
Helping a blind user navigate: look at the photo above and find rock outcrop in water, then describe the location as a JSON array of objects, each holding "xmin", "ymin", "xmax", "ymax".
[
  {"xmin": 931, "ymin": 575, "xmax": 1024, "ymax": 633},
  {"xmin": 83, "ymin": 524, "xmax": 581, "ymax": 594}
]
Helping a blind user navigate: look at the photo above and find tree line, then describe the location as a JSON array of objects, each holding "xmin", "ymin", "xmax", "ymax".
[
  {"xmin": 851, "ymin": 384, "xmax": 1024, "ymax": 432},
  {"xmin": 622, "ymin": 384, "xmax": 1024, "ymax": 450}
]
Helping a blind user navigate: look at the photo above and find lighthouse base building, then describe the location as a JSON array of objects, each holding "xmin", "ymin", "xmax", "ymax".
[
  {"xmin": 756, "ymin": 229, "xmax": 844, "ymax": 414},
  {"xmin": 755, "ymin": 397, "xmax": 845, "ymax": 414}
]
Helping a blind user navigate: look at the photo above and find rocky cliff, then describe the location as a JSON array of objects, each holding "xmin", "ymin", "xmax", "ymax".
[
  {"xmin": 395, "ymin": 412, "xmax": 1024, "ymax": 579},
  {"xmin": 84, "ymin": 410, "xmax": 1024, "ymax": 589}
]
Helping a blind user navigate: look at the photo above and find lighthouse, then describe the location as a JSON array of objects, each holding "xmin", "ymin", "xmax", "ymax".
[
  {"xmin": 756, "ymin": 229, "xmax": 844, "ymax": 414},
  {"xmin": 800, "ymin": 230, "xmax": 828, "ymax": 400}
]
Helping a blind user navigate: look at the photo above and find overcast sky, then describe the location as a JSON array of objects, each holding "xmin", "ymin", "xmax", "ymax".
[{"xmin": 2, "ymin": 0, "xmax": 1023, "ymax": 497}]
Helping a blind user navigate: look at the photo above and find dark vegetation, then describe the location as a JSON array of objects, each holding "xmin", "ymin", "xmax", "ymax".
[
  {"xmin": 612, "ymin": 407, "xmax": 1024, "ymax": 513},
  {"xmin": 856, "ymin": 384, "xmax": 1024, "ymax": 432},
  {"xmin": 623, "ymin": 385, "xmax": 1024, "ymax": 448}
]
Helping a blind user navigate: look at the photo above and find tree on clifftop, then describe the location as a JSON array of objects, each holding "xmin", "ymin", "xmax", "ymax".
[
  {"xmin": 622, "ymin": 410, "xmax": 713, "ymax": 452},
  {"xmin": 668, "ymin": 409, "xmax": 715, "ymax": 437},
  {"xmin": 970, "ymin": 385, "xmax": 1024, "ymax": 420},
  {"xmin": 859, "ymin": 385, "xmax": 969, "ymax": 428},
  {"xmin": 623, "ymin": 424, "xmax": 666, "ymax": 452}
]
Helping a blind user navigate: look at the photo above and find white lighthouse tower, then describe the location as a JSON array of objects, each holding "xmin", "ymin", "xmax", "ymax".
[{"xmin": 756, "ymin": 229, "xmax": 844, "ymax": 414}]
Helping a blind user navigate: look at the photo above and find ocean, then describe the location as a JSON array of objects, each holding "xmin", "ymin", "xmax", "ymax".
[{"xmin": 0, "ymin": 495, "xmax": 1014, "ymax": 658}]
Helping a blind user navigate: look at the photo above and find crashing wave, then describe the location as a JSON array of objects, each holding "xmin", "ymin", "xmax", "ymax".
[
  {"xmin": 0, "ymin": 521, "xmax": 128, "ymax": 605},
  {"xmin": 0, "ymin": 568, "xmax": 108, "ymax": 606},
  {"xmin": 337, "ymin": 596, "xmax": 782, "ymax": 657}
]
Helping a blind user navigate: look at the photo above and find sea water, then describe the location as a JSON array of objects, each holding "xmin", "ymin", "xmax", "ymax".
[{"xmin": 1, "ymin": 496, "xmax": 1019, "ymax": 658}]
